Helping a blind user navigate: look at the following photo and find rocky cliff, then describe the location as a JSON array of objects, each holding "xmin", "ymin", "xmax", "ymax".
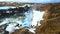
[
  {"xmin": 11, "ymin": 28, "xmax": 33, "ymax": 34},
  {"xmin": 35, "ymin": 3, "xmax": 60, "ymax": 34}
]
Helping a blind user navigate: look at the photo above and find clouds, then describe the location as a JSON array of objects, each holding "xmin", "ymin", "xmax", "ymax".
[{"xmin": 0, "ymin": 0, "xmax": 60, "ymax": 3}]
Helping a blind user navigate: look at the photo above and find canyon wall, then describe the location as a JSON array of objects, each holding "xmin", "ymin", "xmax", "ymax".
[
  {"xmin": 35, "ymin": 3, "xmax": 60, "ymax": 34},
  {"xmin": 11, "ymin": 28, "xmax": 33, "ymax": 34}
]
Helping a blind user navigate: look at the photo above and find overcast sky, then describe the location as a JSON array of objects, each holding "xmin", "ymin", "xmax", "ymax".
[{"xmin": 0, "ymin": 0, "xmax": 60, "ymax": 3}]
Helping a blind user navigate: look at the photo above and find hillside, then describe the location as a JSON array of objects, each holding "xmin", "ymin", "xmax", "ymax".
[{"xmin": 35, "ymin": 3, "xmax": 60, "ymax": 34}]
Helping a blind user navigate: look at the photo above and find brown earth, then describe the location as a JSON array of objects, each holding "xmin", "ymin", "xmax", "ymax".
[
  {"xmin": 11, "ymin": 28, "xmax": 33, "ymax": 34},
  {"xmin": 35, "ymin": 3, "xmax": 60, "ymax": 34}
]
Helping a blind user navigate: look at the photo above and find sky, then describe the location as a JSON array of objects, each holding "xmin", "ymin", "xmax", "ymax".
[{"xmin": 0, "ymin": 0, "xmax": 60, "ymax": 3}]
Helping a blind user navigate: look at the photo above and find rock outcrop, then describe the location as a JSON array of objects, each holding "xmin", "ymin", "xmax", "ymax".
[
  {"xmin": 35, "ymin": 3, "xmax": 60, "ymax": 34},
  {"xmin": 11, "ymin": 28, "xmax": 33, "ymax": 34}
]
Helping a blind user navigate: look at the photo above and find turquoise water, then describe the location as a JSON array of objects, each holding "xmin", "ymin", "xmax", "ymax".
[
  {"xmin": 0, "ymin": 6, "xmax": 45, "ymax": 33},
  {"xmin": 0, "ymin": 6, "xmax": 16, "ymax": 9},
  {"xmin": 0, "ymin": 6, "xmax": 45, "ymax": 27},
  {"xmin": 0, "ymin": 6, "xmax": 32, "ymax": 28}
]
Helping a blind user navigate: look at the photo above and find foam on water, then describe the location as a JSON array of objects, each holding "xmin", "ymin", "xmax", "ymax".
[
  {"xmin": 0, "ymin": 6, "xmax": 45, "ymax": 33},
  {"xmin": 0, "ymin": 6, "xmax": 16, "ymax": 9},
  {"xmin": 32, "ymin": 10, "xmax": 45, "ymax": 26}
]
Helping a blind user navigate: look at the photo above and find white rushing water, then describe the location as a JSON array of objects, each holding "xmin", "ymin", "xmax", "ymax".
[
  {"xmin": 32, "ymin": 10, "xmax": 45, "ymax": 26},
  {"xmin": 0, "ymin": 6, "xmax": 45, "ymax": 33},
  {"xmin": 0, "ymin": 6, "xmax": 16, "ymax": 9}
]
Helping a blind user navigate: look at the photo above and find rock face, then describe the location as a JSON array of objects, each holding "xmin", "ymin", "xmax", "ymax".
[
  {"xmin": 35, "ymin": 3, "xmax": 60, "ymax": 34},
  {"xmin": 11, "ymin": 28, "xmax": 33, "ymax": 34}
]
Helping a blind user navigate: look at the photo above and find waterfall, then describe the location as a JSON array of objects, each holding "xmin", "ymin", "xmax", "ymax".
[
  {"xmin": 0, "ymin": 6, "xmax": 45, "ymax": 34},
  {"xmin": 0, "ymin": 8, "xmax": 45, "ymax": 27},
  {"xmin": 21, "ymin": 9, "xmax": 32, "ymax": 27},
  {"xmin": 32, "ymin": 10, "xmax": 45, "ymax": 26}
]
